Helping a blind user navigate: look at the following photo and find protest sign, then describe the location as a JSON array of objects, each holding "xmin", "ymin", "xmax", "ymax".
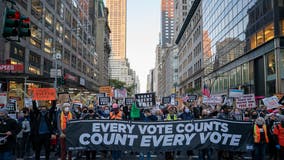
[
  {"xmin": 202, "ymin": 96, "xmax": 223, "ymax": 106},
  {"xmin": 229, "ymin": 89, "xmax": 244, "ymax": 98},
  {"xmin": 125, "ymin": 98, "xmax": 134, "ymax": 106},
  {"xmin": 58, "ymin": 93, "xmax": 70, "ymax": 104},
  {"xmin": 187, "ymin": 95, "xmax": 197, "ymax": 102},
  {"xmin": 0, "ymin": 93, "xmax": 7, "ymax": 107},
  {"xmin": 135, "ymin": 93, "xmax": 156, "ymax": 108},
  {"xmin": 236, "ymin": 94, "xmax": 256, "ymax": 109},
  {"xmin": 24, "ymin": 98, "xmax": 33, "ymax": 108},
  {"xmin": 99, "ymin": 97, "xmax": 110, "ymax": 106},
  {"xmin": 32, "ymin": 88, "xmax": 56, "ymax": 100},
  {"xmin": 6, "ymin": 99, "xmax": 17, "ymax": 113},
  {"xmin": 262, "ymin": 96, "xmax": 282, "ymax": 109},
  {"xmin": 66, "ymin": 119, "xmax": 253, "ymax": 152},
  {"xmin": 162, "ymin": 97, "xmax": 171, "ymax": 104}
]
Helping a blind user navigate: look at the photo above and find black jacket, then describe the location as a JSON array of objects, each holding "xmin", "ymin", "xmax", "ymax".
[
  {"xmin": 30, "ymin": 101, "xmax": 56, "ymax": 136},
  {"xmin": 0, "ymin": 117, "xmax": 21, "ymax": 152}
]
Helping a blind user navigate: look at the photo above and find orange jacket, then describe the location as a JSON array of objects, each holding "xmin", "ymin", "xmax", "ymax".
[
  {"xmin": 254, "ymin": 124, "xmax": 269, "ymax": 143},
  {"xmin": 110, "ymin": 111, "xmax": 123, "ymax": 120},
  {"xmin": 273, "ymin": 124, "xmax": 284, "ymax": 146}
]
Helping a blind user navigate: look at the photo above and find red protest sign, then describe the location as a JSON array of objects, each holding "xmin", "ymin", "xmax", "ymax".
[{"xmin": 32, "ymin": 88, "xmax": 56, "ymax": 100}]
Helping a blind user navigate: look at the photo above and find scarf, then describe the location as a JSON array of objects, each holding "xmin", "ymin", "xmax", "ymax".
[{"xmin": 60, "ymin": 111, "xmax": 72, "ymax": 131}]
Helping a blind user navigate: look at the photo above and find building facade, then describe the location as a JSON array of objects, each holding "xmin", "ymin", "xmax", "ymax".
[
  {"xmin": 106, "ymin": 0, "xmax": 126, "ymax": 60},
  {"xmin": 0, "ymin": 0, "xmax": 99, "ymax": 108},
  {"xmin": 175, "ymin": 0, "xmax": 203, "ymax": 95},
  {"xmin": 95, "ymin": 0, "xmax": 111, "ymax": 86},
  {"xmin": 202, "ymin": 0, "xmax": 284, "ymax": 97},
  {"xmin": 161, "ymin": 0, "xmax": 175, "ymax": 47}
]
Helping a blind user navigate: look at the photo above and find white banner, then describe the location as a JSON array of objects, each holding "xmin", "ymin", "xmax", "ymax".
[
  {"xmin": 24, "ymin": 97, "xmax": 33, "ymax": 108},
  {"xmin": 236, "ymin": 94, "xmax": 256, "ymax": 109},
  {"xmin": 229, "ymin": 89, "xmax": 244, "ymax": 98},
  {"xmin": 202, "ymin": 96, "xmax": 223, "ymax": 106},
  {"xmin": 262, "ymin": 96, "xmax": 282, "ymax": 109}
]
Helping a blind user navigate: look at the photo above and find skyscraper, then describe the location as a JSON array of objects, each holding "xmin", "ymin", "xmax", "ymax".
[
  {"xmin": 106, "ymin": 0, "xmax": 126, "ymax": 60},
  {"xmin": 161, "ymin": 0, "xmax": 174, "ymax": 46}
]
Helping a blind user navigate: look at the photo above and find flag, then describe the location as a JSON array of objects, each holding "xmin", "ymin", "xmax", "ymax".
[{"xmin": 202, "ymin": 84, "xmax": 210, "ymax": 97}]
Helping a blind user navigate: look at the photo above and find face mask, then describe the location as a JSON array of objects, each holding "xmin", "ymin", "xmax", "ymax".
[
  {"xmin": 252, "ymin": 114, "xmax": 258, "ymax": 119},
  {"xmin": 64, "ymin": 107, "xmax": 70, "ymax": 112},
  {"xmin": 75, "ymin": 109, "xmax": 79, "ymax": 113},
  {"xmin": 185, "ymin": 108, "xmax": 190, "ymax": 113},
  {"xmin": 104, "ymin": 110, "xmax": 110, "ymax": 115},
  {"xmin": 40, "ymin": 110, "xmax": 47, "ymax": 115}
]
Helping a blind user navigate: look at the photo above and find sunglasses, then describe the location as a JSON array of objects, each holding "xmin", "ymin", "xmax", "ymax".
[{"xmin": 89, "ymin": 110, "xmax": 94, "ymax": 113}]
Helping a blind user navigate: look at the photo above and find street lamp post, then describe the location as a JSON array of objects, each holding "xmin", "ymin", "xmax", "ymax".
[{"xmin": 53, "ymin": 52, "xmax": 61, "ymax": 91}]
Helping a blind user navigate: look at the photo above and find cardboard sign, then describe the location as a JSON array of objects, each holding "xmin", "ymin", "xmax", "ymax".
[
  {"xmin": 99, "ymin": 97, "xmax": 110, "ymax": 106},
  {"xmin": 125, "ymin": 98, "xmax": 134, "ymax": 106},
  {"xmin": 135, "ymin": 93, "xmax": 156, "ymax": 108},
  {"xmin": 0, "ymin": 93, "xmax": 7, "ymax": 107},
  {"xmin": 58, "ymin": 93, "xmax": 70, "ymax": 104},
  {"xmin": 202, "ymin": 96, "xmax": 223, "ymax": 106},
  {"xmin": 262, "ymin": 96, "xmax": 282, "ymax": 109},
  {"xmin": 162, "ymin": 97, "xmax": 171, "ymax": 104},
  {"xmin": 236, "ymin": 94, "xmax": 256, "ymax": 109},
  {"xmin": 32, "ymin": 88, "xmax": 56, "ymax": 100}
]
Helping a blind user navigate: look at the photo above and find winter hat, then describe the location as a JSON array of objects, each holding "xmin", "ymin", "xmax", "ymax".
[
  {"xmin": 63, "ymin": 103, "xmax": 71, "ymax": 107},
  {"xmin": 255, "ymin": 117, "xmax": 265, "ymax": 125},
  {"xmin": 0, "ymin": 107, "xmax": 8, "ymax": 115},
  {"xmin": 112, "ymin": 103, "xmax": 118, "ymax": 109}
]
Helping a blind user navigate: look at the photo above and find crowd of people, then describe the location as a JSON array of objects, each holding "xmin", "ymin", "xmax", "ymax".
[{"xmin": 0, "ymin": 98, "xmax": 283, "ymax": 160}]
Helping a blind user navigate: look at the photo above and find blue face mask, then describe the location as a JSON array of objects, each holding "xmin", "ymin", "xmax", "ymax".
[
  {"xmin": 40, "ymin": 110, "xmax": 47, "ymax": 115},
  {"xmin": 104, "ymin": 110, "xmax": 110, "ymax": 115}
]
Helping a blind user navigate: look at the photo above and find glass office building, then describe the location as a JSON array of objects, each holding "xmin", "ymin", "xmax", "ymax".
[{"xmin": 203, "ymin": 0, "xmax": 284, "ymax": 96}]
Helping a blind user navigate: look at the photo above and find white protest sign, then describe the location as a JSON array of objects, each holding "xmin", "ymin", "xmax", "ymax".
[
  {"xmin": 24, "ymin": 97, "xmax": 33, "ymax": 108},
  {"xmin": 229, "ymin": 89, "xmax": 244, "ymax": 98},
  {"xmin": 202, "ymin": 96, "xmax": 223, "ymax": 106},
  {"xmin": 236, "ymin": 94, "xmax": 256, "ymax": 109},
  {"xmin": 0, "ymin": 93, "xmax": 7, "ymax": 107},
  {"xmin": 262, "ymin": 96, "xmax": 282, "ymax": 109}
]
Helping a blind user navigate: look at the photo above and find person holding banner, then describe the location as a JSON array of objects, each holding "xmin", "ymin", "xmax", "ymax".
[
  {"xmin": 273, "ymin": 115, "xmax": 284, "ymax": 159},
  {"xmin": 57, "ymin": 103, "xmax": 75, "ymax": 160},
  {"xmin": 30, "ymin": 101, "xmax": 56, "ymax": 160},
  {"xmin": 110, "ymin": 103, "xmax": 124, "ymax": 160},
  {"xmin": 165, "ymin": 105, "xmax": 178, "ymax": 160},
  {"xmin": 0, "ymin": 107, "xmax": 21, "ymax": 160},
  {"xmin": 254, "ymin": 117, "xmax": 269, "ymax": 160}
]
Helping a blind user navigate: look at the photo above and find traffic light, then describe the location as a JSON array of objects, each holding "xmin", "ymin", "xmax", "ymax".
[
  {"xmin": 58, "ymin": 77, "xmax": 65, "ymax": 85},
  {"xmin": 18, "ymin": 16, "xmax": 31, "ymax": 37},
  {"xmin": 2, "ymin": 7, "xmax": 20, "ymax": 37}
]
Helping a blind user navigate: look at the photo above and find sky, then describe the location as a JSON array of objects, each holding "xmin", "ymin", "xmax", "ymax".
[{"xmin": 126, "ymin": 0, "xmax": 161, "ymax": 93}]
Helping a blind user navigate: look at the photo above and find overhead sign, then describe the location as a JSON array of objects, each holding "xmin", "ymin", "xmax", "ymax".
[
  {"xmin": 32, "ymin": 88, "xmax": 56, "ymax": 100},
  {"xmin": 50, "ymin": 69, "xmax": 62, "ymax": 78},
  {"xmin": 135, "ymin": 93, "xmax": 156, "ymax": 108},
  {"xmin": 0, "ymin": 64, "xmax": 24, "ymax": 72},
  {"xmin": 236, "ymin": 94, "xmax": 256, "ymax": 109}
]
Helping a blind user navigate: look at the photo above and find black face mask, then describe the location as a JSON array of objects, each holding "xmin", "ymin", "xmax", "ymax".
[
  {"xmin": 252, "ymin": 114, "xmax": 258, "ymax": 119},
  {"xmin": 257, "ymin": 124, "xmax": 263, "ymax": 128}
]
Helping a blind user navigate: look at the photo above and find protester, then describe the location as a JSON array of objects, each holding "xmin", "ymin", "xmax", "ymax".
[
  {"xmin": 57, "ymin": 103, "xmax": 74, "ymax": 160},
  {"xmin": 110, "ymin": 103, "xmax": 124, "ymax": 160},
  {"xmin": 254, "ymin": 117, "xmax": 269, "ymax": 160},
  {"xmin": 266, "ymin": 113, "xmax": 278, "ymax": 160},
  {"xmin": 139, "ymin": 109, "xmax": 157, "ymax": 160},
  {"xmin": 0, "ymin": 107, "xmax": 21, "ymax": 160},
  {"xmin": 273, "ymin": 115, "xmax": 284, "ymax": 159},
  {"xmin": 30, "ymin": 101, "xmax": 56, "ymax": 160},
  {"xmin": 17, "ymin": 108, "xmax": 31, "ymax": 159},
  {"xmin": 100, "ymin": 106, "xmax": 110, "ymax": 119},
  {"xmin": 165, "ymin": 105, "xmax": 178, "ymax": 160}
]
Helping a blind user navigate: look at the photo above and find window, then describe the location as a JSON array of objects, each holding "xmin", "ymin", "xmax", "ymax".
[
  {"xmin": 43, "ymin": 58, "xmax": 52, "ymax": 75},
  {"xmin": 31, "ymin": 0, "xmax": 43, "ymax": 21},
  {"xmin": 56, "ymin": 21, "xmax": 63, "ymax": 38},
  {"xmin": 280, "ymin": 20, "xmax": 284, "ymax": 36},
  {"xmin": 63, "ymin": 50, "xmax": 70, "ymax": 65},
  {"xmin": 29, "ymin": 52, "xmax": 41, "ymax": 67},
  {"xmin": 266, "ymin": 52, "xmax": 275, "ymax": 76},
  {"xmin": 10, "ymin": 43, "xmax": 25, "ymax": 61},
  {"xmin": 29, "ymin": 65, "xmax": 40, "ymax": 75},
  {"xmin": 256, "ymin": 30, "xmax": 264, "ymax": 46},
  {"xmin": 30, "ymin": 23, "xmax": 42, "ymax": 48},
  {"xmin": 57, "ymin": 0, "xmax": 64, "ymax": 19},
  {"xmin": 264, "ymin": 23, "xmax": 274, "ymax": 42},
  {"xmin": 44, "ymin": 34, "xmax": 53, "ymax": 54},
  {"xmin": 45, "ymin": 10, "xmax": 54, "ymax": 31},
  {"xmin": 65, "ymin": 30, "xmax": 71, "ymax": 46},
  {"xmin": 242, "ymin": 63, "xmax": 249, "ymax": 84}
]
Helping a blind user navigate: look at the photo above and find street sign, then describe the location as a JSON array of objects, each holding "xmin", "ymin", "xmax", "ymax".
[{"xmin": 50, "ymin": 69, "xmax": 62, "ymax": 77}]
